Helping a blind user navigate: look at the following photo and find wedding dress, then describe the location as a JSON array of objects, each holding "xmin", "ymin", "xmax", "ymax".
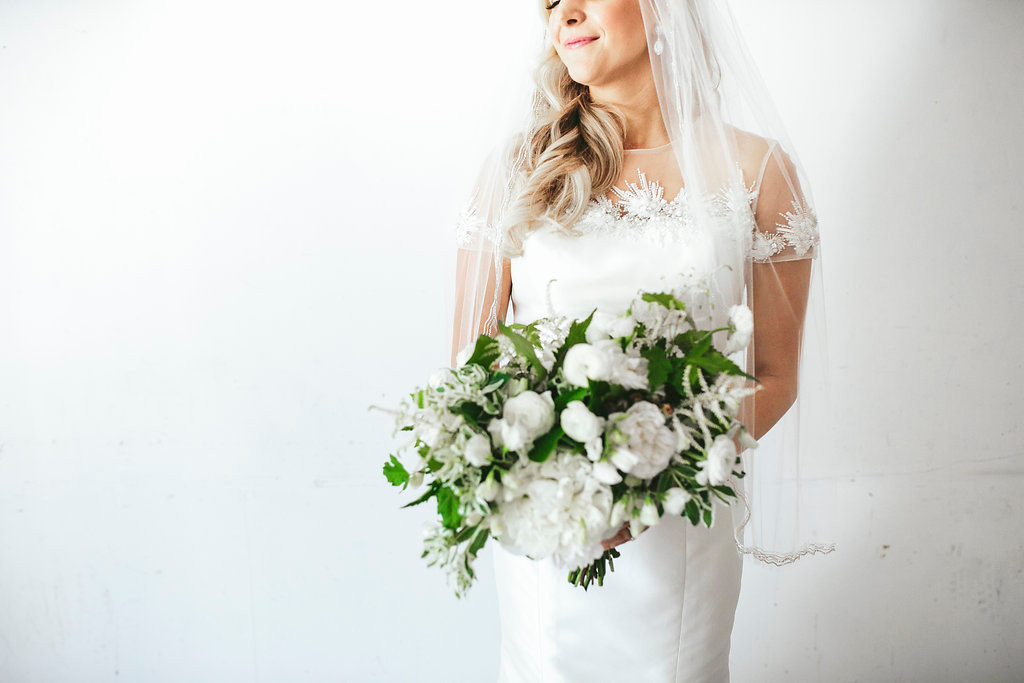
[{"xmin": 491, "ymin": 146, "xmax": 748, "ymax": 682}]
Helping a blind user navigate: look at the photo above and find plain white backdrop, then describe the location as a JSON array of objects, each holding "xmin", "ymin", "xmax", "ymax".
[{"xmin": 1, "ymin": 0, "xmax": 1021, "ymax": 680}]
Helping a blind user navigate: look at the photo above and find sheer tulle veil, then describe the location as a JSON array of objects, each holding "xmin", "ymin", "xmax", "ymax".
[{"xmin": 446, "ymin": 0, "xmax": 837, "ymax": 566}]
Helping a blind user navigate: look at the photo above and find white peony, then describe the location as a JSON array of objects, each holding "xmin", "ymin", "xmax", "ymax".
[
  {"xmin": 696, "ymin": 434, "xmax": 737, "ymax": 487},
  {"xmin": 607, "ymin": 401, "xmax": 677, "ymax": 479},
  {"xmin": 560, "ymin": 400, "xmax": 605, "ymax": 444},
  {"xmin": 663, "ymin": 487, "xmax": 693, "ymax": 516},
  {"xmin": 487, "ymin": 390, "xmax": 556, "ymax": 454},
  {"xmin": 724, "ymin": 304, "xmax": 754, "ymax": 355},
  {"xmin": 463, "ymin": 432, "xmax": 493, "ymax": 467},
  {"xmin": 491, "ymin": 450, "xmax": 614, "ymax": 569}
]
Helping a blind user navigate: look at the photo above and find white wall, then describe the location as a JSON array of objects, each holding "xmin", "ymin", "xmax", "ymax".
[{"xmin": 0, "ymin": 1, "xmax": 1020, "ymax": 681}]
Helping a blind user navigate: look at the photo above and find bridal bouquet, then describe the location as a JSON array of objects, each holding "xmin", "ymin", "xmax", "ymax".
[{"xmin": 382, "ymin": 275, "xmax": 760, "ymax": 598}]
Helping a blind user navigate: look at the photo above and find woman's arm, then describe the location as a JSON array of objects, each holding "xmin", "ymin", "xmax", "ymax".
[{"xmin": 449, "ymin": 252, "xmax": 512, "ymax": 369}]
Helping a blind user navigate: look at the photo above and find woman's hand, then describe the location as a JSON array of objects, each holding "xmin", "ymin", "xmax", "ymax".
[{"xmin": 601, "ymin": 521, "xmax": 649, "ymax": 551}]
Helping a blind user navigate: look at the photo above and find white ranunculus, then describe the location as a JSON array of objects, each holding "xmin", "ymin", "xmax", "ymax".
[
  {"xmin": 663, "ymin": 487, "xmax": 693, "ymax": 516},
  {"xmin": 463, "ymin": 432, "xmax": 492, "ymax": 467},
  {"xmin": 487, "ymin": 390, "xmax": 556, "ymax": 454},
  {"xmin": 696, "ymin": 434, "xmax": 737, "ymax": 487},
  {"xmin": 562, "ymin": 343, "xmax": 612, "ymax": 386},
  {"xmin": 639, "ymin": 497, "xmax": 660, "ymax": 526},
  {"xmin": 560, "ymin": 400, "xmax": 605, "ymax": 443},
  {"xmin": 724, "ymin": 304, "xmax": 754, "ymax": 355},
  {"xmin": 592, "ymin": 459, "xmax": 623, "ymax": 485},
  {"xmin": 607, "ymin": 402, "xmax": 677, "ymax": 479}
]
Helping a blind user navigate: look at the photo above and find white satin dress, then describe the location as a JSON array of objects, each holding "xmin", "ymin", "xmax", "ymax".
[{"xmin": 493, "ymin": 153, "xmax": 747, "ymax": 682}]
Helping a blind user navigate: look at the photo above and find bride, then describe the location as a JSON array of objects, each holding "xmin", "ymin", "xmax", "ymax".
[{"xmin": 448, "ymin": 0, "xmax": 834, "ymax": 680}]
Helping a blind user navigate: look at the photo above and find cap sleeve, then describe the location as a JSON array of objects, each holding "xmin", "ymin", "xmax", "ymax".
[{"xmin": 750, "ymin": 140, "xmax": 821, "ymax": 262}]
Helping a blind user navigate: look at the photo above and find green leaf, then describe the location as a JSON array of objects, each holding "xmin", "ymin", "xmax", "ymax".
[
  {"xmin": 528, "ymin": 425, "xmax": 564, "ymax": 462},
  {"xmin": 554, "ymin": 386, "xmax": 589, "ymax": 412},
  {"xmin": 641, "ymin": 344, "xmax": 670, "ymax": 392},
  {"xmin": 641, "ymin": 291, "xmax": 687, "ymax": 310},
  {"xmin": 401, "ymin": 481, "xmax": 439, "ymax": 508},
  {"xmin": 382, "ymin": 455, "xmax": 409, "ymax": 488},
  {"xmin": 468, "ymin": 528, "xmax": 490, "ymax": 556},
  {"xmin": 685, "ymin": 499, "xmax": 700, "ymax": 526},
  {"xmin": 465, "ymin": 335, "xmax": 500, "ymax": 368},
  {"xmin": 497, "ymin": 321, "xmax": 547, "ymax": 379},
  {"xmin": 702, "ymin": 506, "xmax": 714, "ymax": 527},
  {"xmin": 436, "ymin": 486, "xmax": 462, "ymax": 530}
]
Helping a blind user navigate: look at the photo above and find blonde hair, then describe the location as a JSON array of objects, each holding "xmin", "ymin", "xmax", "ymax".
[
  {"xmin": 497, "ymin": 4, "xmax": 722, "ymax": 258},
  {"xmin": 497, "ymin": 44, "xmax": 629, "ymax": 258}
]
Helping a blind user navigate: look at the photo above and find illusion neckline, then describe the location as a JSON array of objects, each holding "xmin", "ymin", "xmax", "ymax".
[{"xmin": 623, "ymin": 139, "xmax": 676, "ymax": 153}]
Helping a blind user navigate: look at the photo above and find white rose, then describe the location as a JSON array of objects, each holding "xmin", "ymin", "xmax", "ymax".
[
  {"xmin": 607, "ymin": 402, "xmax": 677, "ymax": 479},
  {"xmin": 663, "ymin": 487, "xmax": 692, "ymax": 516},
  {"xmin": 562, "ymin": 343, "xmax": 612, "ymax": 386},
  {"xmin": 463, "ymin": 432, "xmax": 492, "ymax": 467},
  {"xmin": 592, "ymin": 459, "xmax": 623, "ymax": 485},
  {"xmin": 487, "ymin": 390, "xmax": 556, "ymax": 454},
  {"xmin": 724, "ymin": 304, "xmax": 754, "ymax": 355},
  {"xmin": 696, "ymin": 434, "xmax": 737, "ymax": 487},
  {"xmin": 560, "ymin": 400, "xmax": 605, "ymax": 443}
]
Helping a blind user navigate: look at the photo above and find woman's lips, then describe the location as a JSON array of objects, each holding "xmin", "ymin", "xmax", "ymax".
[{"xmin": 565, "ymin": 37, "xmax": 598, "ymax": 49}]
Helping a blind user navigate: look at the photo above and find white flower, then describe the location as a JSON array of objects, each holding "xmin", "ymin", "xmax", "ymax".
[
  {"xmin": 464, "ymin": 510, "xmax": 483, "ymax": 527},
  {"xmin": 487, "ymin": 390, "xmax": 556, "ymax": 454},
  {"xmin": 737, "ymin": 427, "xmax": 759, "ymax": 450},
  {"xmin": 562, "ymin": 342, "xmax": 612, "ymax": 386},
  {"xmin": 584, "ymin": 310, "xmax": 638, "ymax": 343},
  {"xmin": 608, "ymin": 315, "xmax": 637, "ymax": 339},
  {"xmin": 584, "ymin": 436, "xmax": 604, "ymax": 462},
  {"xmin": 639, "ymin": 497, "xmax": 660, "ymax": 527},
  {"xmin": 724, "ymin": 304, "xmax": 754, "ymax": 355},
  {"xmin": 663, "ymin": 487, "xmax": 692, "ymax": 516},
  {"xmin": 696, "ymin": 434, "xmax": 737, "ymax": 487},
  {"xmin": 592, "ymin": 459, "xmax": 623, "ymax": 485},
  {"xmin": 408, "ymin": 471, "xmax": 424, "ymax": 489},
  {"xmin": 491, "ymin": 450, "xmax": 614, "ymax": 569},
  {"xmin": 477, "ymin": 473, "xmax": 500, "ymax": 501},
  {"xmin": 610, "ymin": 499, "xmax": 630, "ymax": 528},
  {"xmin": 560, "ymin": 400, "xmax": 605, "ymax": 443},
  {"xmin": 607, "ymin": 402, "xmax": 677, "ymax": 479},
  {"xmin": 584, "ymin": 309, "xmax": 619, "ymax": 343},
  {"xmin": 463, "ymin": 432, "xmax": 492, "ymax": 467},
  {"xmin": 562, "ymin": 340, "xmax": 649, "ymax": 390},
  {"xmin": 610, "ymin": 446, "xmax": 639, "ymax": 472},
  {"xmin": 455, "ymin": 343, "xmax": 474, "ymax": 367}
]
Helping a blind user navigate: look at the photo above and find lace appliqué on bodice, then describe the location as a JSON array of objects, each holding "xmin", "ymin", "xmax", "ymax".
[
  {"xmin": 568, "ymin": 164, "xmax": 820, "ymax": 262},
  {"xmin": 454, "ymin": 164, "xmax": 820, "ymax": 262}
]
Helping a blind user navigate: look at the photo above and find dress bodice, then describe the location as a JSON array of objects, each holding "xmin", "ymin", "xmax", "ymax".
[{"xmin": 509, "ymin": 164, "xmax": 757, "ymax": 327}]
